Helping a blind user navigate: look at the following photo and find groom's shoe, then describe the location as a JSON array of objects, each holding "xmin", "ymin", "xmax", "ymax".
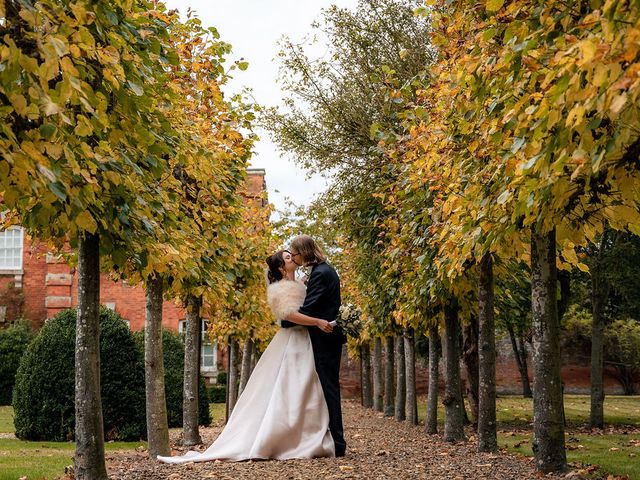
[{"xmin": 335, "ymin": 449, "xmax": 346, "ymax": 458}]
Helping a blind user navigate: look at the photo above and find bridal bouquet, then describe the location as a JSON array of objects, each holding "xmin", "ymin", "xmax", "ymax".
[{"xmin": 337, "ymin": 303, "xmax": 363, "ymax": 339}]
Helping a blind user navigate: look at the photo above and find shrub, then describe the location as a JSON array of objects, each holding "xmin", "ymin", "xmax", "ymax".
[
  {"xmin": 209, "ymin": 370, "xmax": 228, "ymax": 403},
  {"xmin": 604, "ymin": 319, "xmax": 640, "ymax": 395},
  {"xmin": 562, "ymin": 307, "xmax": 640, "ymax": 394},
  {"xmin": 0, "ymin": 320, "xmax": 34, "ymax": 405},
  {"xmin": 198, "ymin": 373, "xmax": 211, "ymax": 426},
  {"xmin": 216, "ymin": 371, "xmax": 227, "ymax": 385},
  {"xmin": 132, "ymin": 329, "xmax": 211, "ymax": 427},
  {"xmin": 560, "ymin": 305, "xmax": 592, "ymax": 356},
  {"xmin": 208, "ymin": 385, "xmax": 226, "ymax": 403},
  {"xmin": 12, "ymin": 308, "xmax": 146, "ymax": 441}
]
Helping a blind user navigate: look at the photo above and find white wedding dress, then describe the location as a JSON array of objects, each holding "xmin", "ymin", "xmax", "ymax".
[{"xmin": 157, "ymin": 280, "xmax": 334, "ymax": 463}]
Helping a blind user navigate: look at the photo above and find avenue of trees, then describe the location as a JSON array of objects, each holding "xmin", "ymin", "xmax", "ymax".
[
  {"xmin": 266, "ymin": 0, "xmax": 640, "ymax": 474},
  {"xmin": 0, "ymin": 1, "xmax": 271, "ymax": 478},
  {"xmin": 2, "ymin": 0, "xmax": 640, "ymax": 477}
]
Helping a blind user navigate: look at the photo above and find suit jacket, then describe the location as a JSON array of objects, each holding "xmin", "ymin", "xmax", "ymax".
[{"xmin": 281, "ymin": 261, "xmax": 347, "ymax": 351}]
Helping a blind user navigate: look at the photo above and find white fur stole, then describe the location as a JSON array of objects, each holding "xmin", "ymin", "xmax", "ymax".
[{"xmin": 266, "ymin": 280, "xmax": 306, "ymax": 320}]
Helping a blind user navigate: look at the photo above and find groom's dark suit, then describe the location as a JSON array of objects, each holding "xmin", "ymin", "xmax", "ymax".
[{"xmin": 281, "ymin": 261, "xmax": 347, "ymax": 456}]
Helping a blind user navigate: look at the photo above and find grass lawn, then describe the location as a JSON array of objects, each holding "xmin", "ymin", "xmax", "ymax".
[
  {"xmin": 493, "ymin": 395, "xmax": 640, "ymax": 427},
  {"xmin": 416, "ymin": 394, "xmax": 640, "ymax": 427},
  {"xmin": 0, "ymin": 404, "xmax": 230, "ymax": 480},
  {"xmin": 415, "ymin": 394, "xmax": 640, "ymax": 478},
  {"xmin": 209, "ymin": 402, "xmax": 226, "ymax": 424},
  {"xmin": 500, "ymin": 433, "xmax": 640, "ymax": 479},
  {"xmin": 0, "ymin": 406, "xmax": 13, "ymax": 434},
  {"xmin": 0, "ymin": 439, "xmax": 146, "ymax": 480}
]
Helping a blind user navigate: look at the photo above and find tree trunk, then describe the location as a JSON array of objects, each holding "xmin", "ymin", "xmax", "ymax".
[
  {"xmin": 518, "ymin": 336, "xmax": 533, "ymax": 397},
  {"xmin": 557, "ymin": 269, "xmax": 571, "ymax": 321},
  {"xmin": 443, "ymin": 301, "xmax": 465, "ymax": 442},
  {"xmin": 74, "ymin": 232, "xmax": 107, "ymax": 480},
  {"xmin": 226, "ymin": 339, "xmax": 240, "ymax": 419},
  {"xmin": 477, "ymin": 254, "xmax": 497, "ymax": 452},
  {"xmin": 460, "ymin": 376, "xmax": 470, "ymax": 426},
  {"xmin": 144, "ymin": 274, "xmax": 170, "ymax": 458},
  {"xmin": 394, "ymin": 334, "xmax": 406, "ymax": 421},
  {"xmin": 224, "ymin": 345, "xmax": 230, "ymax": 416},
  {"xmin": 531, "ymin": 227, "xmax": 567, "ymax": 473},
  {"xmin": 361, "ymin": 342, "xmax": 373, "ymax": 408},
  {"xmin": 383, "ymin": 335, "xmax": 395, "ymax": 417},
  {"xmin": 251, "ymin": 346, "xmax": 258, "ymax": 372},
  {"xmin": 251, "ymin": 342, "xmax": 258, "ymax": 373},
  {"xmin": 462, "ymin": 316, "xmax": 479, "ymax": 429},
  {"xmin": 590, "ymin": 229, "xmax": 613, "ymax": 429},
  {"xmin": 372, "ymin": 337, "xmax": 383, "ymax": 412},
  {"xmin": 425, "ymin": 325, "xmax": 440, "ymax": 434},
  {"xmin": 506, "ymin": 320, "xmax": 533, "ymax": 398},
  {"xmin": 182, "ymin": 295, "xmax": 202, "ymax": 446},
  {"xmin": 404, "ymin": 327, "xmax": 418, "ymax": 425},
  {"xmin": 590, "ymin": 273, "xmax": 607, "ymax": 428},
  {"xmin": 239, "ymin": 337, "xmax": 255, "ymax": 396},
  {"xmin": 359, "ymin": 349, "xmax": 363, "ymax": 406}
]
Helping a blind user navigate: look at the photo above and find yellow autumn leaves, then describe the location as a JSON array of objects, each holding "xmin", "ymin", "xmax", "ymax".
[
  {"xmin": 427, "ymin": 0, "xmax": 640, "ymax": 266},
  {"xmin": 1, "ymin": 1, "xmax": 272, "ymax": 342},
  {"xmin": 362, "ymin": 0, "xmax": 640, "ymax": 328}
]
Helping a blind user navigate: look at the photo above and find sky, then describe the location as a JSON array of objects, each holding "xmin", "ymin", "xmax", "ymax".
[{"xmin": 166, "ymin": 0, "xmax": 359, "ymax": 212}]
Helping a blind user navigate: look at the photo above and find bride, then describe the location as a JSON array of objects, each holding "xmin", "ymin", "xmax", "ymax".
[{"xmin": 157, "ymin": 250, "xmax": 335, "ymax": 463}]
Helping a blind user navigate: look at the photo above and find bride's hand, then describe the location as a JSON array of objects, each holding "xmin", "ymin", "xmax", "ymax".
[{"xmin": 316, "ymin": 319, "xmax": 333, "ymax": 333}]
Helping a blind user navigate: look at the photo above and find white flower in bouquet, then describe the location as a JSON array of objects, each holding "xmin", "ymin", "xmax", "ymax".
[{"xmin": 337, "ymin": 303, "xmax": 363, "ymax": 338}]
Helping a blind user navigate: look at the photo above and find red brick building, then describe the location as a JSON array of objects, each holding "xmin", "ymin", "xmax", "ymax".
[{"xmin": 0, "ymin": 168, "xmax": 267, "ymax": 383}]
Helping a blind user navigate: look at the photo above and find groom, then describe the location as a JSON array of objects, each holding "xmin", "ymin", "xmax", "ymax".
[{"xmin": 282, "ymin": 235, "xmax": 347, "ymax": 457}]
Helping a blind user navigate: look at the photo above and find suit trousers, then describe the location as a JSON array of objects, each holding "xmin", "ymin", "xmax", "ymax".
[{"xmin": 313, "ymin": 343, "xmax": 346, "ymax": 456}]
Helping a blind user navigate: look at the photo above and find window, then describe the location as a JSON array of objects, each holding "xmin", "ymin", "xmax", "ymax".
[
  {"xmin": 201, "ymin": 343, "xmax": 217, "ymax": 371},
  {"xmin": 178, "ymin": 319, "xmax": 217, "ymax": 372},
  {"xmin": 178, "ymin": 319, "xmax": 209, "ymax": 342},
  {"xmin": 0, "ymin": 226, "xmax": 24, "ymax": 270}
]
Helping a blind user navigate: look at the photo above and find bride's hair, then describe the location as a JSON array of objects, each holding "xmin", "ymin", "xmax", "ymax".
[{"xmin": 266, "ymin": 251, "xmax": 285, "ymax": 284}]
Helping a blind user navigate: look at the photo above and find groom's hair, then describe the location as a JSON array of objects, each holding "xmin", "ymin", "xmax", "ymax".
[{"xmin": 290, "ymin": 235, "xmax": 326, "ymax": 265}]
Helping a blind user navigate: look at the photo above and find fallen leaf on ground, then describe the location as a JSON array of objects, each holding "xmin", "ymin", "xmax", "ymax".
[{"xmin": 104, "ymin": 399, "xmax": 571, "ymax": 480}]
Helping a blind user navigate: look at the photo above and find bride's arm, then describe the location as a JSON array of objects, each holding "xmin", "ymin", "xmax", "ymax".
[{"xmin": 284, "ymin": 311, "xmax": 334, "ymax": 333}]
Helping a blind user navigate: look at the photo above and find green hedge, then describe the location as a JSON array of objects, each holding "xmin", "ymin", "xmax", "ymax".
[
  {"xmin": 12, "ymin": 308, "xmax": 146, "ymax": 441},
  {"xmin": 208, "ymin": 385, "xmax": 226, "ymax": 403},
  {"xmin": 216, "ymin": 371, "xmax": 227, "ymax": 385},
  {"xmin": 0, "ymin": 320, "xmax": 34, "ymax": 405},
  {"xmin": 208, "ymin": 371, "xmax": 227, "ymax": 403},
  {"xmin": 132, "ymin": 329, "xmax": 211, "ymax": 427}
]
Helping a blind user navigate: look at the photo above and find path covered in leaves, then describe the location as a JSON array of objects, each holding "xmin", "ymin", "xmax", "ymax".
[{"xmin": 107, "ymin": 400, "xmax": 563, "ymax": 479}]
